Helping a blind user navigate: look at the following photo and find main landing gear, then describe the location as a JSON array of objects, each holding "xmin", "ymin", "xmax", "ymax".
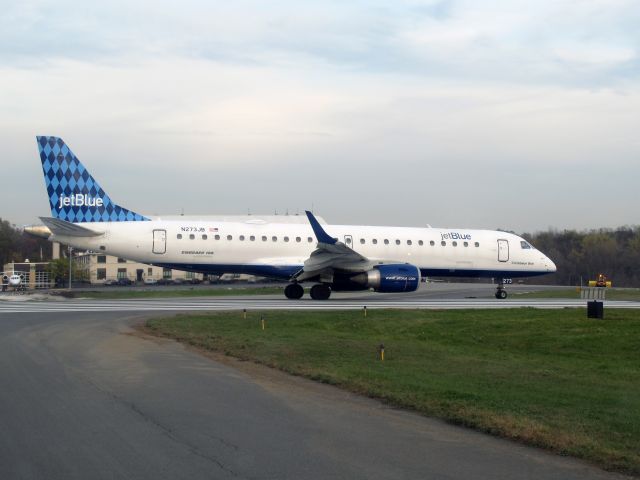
[
  {"xmin": 284, "ymin": 283, "xmax": 304, "ymax": 299},
  {"xmin": 284, "ymin": 282, "xmax": 332, "ymax": 300},
  {"xmin": 310, "ymin": 284, "xmax": 331, "ymax": 300}
]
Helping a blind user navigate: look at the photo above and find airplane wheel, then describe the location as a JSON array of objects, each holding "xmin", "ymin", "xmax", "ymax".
[
  {"xmin": 495, "ymin": 290, "xmax": 507, "ymax": 300},
  {"xmin": 284, "ymin": 283, "xmax": 304, "ymax": 299},
  {"xmin": 310, "ymin": 284, "xmax": 331, "ymax": 300}
]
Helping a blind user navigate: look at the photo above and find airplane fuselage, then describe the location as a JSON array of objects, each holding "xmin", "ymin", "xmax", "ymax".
[{"xmin": 50, "ymin": 217, "xmax": 555, "ymax": 281}]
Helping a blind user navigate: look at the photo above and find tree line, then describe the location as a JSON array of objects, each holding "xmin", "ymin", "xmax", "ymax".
[
  {"xmin": 523, "ymin": 227, "xmax": 640, "ymax": 287},
  {"xmin": 0, "ymin": 218, "xmax": 52, "ymax": 268},
  {"xmin": 1, "ymin": 217, "xmax": 638, "ymax": 287}
]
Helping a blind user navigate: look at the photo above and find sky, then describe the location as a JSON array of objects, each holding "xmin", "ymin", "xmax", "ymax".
[{"xmin": 1, "ymin": 0, "xmax": 639, "ymax": 233}]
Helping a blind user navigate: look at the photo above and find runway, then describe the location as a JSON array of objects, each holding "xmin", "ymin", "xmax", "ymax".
[
  {"xmin": 0, "ymin": 311, "xmax": 623, "ymax": 479},
  {"xmin": 0, "ymin": 295, "xmax": 639, "ymax": 313}
]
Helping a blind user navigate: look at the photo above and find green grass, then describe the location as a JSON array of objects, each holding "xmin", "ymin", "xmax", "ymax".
[
  {"xmin": 72, "ymin": 286, "xmax": 285, "ymax": 299},
  {"xmin": 147, "ymin": 308, "xmax": 640, "ymax": 475},
  {"xmin": 513, "ymin": 287, "xmax": 640, "ymax": 301}
]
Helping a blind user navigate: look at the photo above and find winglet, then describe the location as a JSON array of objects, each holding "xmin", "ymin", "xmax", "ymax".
[{"xmin": 305, "ymin": 211, "xmax": 337, "ymax": 245}]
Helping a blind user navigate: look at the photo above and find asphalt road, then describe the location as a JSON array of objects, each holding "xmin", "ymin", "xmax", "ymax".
[{"xmin": 0, "ymin": 311, "xmax": 626, "ymax": 480}]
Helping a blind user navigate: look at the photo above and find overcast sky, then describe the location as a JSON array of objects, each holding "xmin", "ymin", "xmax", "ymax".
[{"xmin": 1, "ymin": 0, "xmax": 638, "ymax": 232}]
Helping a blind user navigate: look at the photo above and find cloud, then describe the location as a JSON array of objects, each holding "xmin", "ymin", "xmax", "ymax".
[{"xmin": 1, "ymin": 1, "xmax": 639, "ymax": 230}]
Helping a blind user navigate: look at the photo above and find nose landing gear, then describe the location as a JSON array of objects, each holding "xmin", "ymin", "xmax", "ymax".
[{"xmin": 495, "ymin": 278, "xmax": 511, "ymax": 299}]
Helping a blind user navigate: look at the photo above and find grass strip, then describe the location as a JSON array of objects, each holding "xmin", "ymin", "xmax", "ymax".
[
  {"xmin": 68, "ymin": 286, "xmax": 285, "ymax": 299},
  {"xmin": 147, "ymin": 308, "xmax": 640, "ymax": 475},
  {"xmin": 513, "ymin": 288, "xmax": 640, "ymax": 301}
]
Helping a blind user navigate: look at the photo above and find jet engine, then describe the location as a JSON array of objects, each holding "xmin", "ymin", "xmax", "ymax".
[{"xmin": 332, "ymin": 264, "xmax": 420, "ymax": 293}]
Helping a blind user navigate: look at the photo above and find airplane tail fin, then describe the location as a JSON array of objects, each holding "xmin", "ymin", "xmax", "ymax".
[{"xmin": 37, "ymin": 136, "xmax": 148, "ymax": 222}]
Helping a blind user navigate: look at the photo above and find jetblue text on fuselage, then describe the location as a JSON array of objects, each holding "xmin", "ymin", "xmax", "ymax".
[
  {"xmin": 58, "ymin": 194, "xmax": 104, "ymax": 209},
  {"xmin": 441, "ymin": 232, "xmax": 472, "ymax": 241}
]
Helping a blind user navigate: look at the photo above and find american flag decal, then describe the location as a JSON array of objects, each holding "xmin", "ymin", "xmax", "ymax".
[{"xmin": 209, "ymin": 227, "xmax": 218, "ymax": 232}]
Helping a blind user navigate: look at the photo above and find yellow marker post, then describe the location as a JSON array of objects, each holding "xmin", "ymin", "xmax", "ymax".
[
  {"xmin": 363, "ymin": 306, "xmax": 367, "ymax": 317},
  {"xmin": 261, "ymin": 315, "xmax": 265, "ymax": 331},
  {"xmin": 379, "ymin": 343, "xmax": 385, "ymax": 362}
]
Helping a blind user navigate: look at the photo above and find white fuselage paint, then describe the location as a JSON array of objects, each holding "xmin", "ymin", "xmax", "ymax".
[{"xmin": 49, "ymin": 218, "xmax": 556, "ymax": 279}]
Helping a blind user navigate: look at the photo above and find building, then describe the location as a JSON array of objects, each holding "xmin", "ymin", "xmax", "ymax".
[
  {"xmin": 75, "ymin": 252, "xmax": 204, "ymax": 284},
  {"xmin": 2, "ymin": 262, "xmax": 51, "ymax": 289}
]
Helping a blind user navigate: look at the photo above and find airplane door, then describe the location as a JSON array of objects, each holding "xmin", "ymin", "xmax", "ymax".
[
  {"xmin": 344, "ymin": 235, "xmax": 354, "ymax": 250},
  {"xmin": 497, "ymin": 239, "xmax": 509, "ymax": 262},
  {"xmin": 153, "ymin": 229, "xmax": 166, "ymax": 254}
]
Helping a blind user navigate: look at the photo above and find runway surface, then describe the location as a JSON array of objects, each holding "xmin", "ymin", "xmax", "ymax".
[
  {"xmin": 0, "ymin": 296, "xmax": 639, "ymax": 313},
  {"xmin": 2, "ymin": 283, "xmax": 637, "ymax": 314},
  {"xmin": 0, "ymin": 311, "xmax": 625, "ymax": 480}
]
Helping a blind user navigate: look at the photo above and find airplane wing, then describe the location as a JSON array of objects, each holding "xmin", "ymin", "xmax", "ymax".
[
  {"xmin": 293, "ymin": 211, "xmax": 374, "ymax": 282},
  {"xmin": 39, "ymin": 217, "xmax": 104, "ymax": 237}
]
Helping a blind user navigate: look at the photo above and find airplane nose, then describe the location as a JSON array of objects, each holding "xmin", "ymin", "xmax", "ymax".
[{"xmin": 546, "ymin": 257, "xmax": 557, "ymax": 272}]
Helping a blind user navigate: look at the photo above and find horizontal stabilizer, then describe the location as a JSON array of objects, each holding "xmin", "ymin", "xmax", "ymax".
[{"xmin": 39, "ymin": 217, "xmax": 104, "ymax": 237}]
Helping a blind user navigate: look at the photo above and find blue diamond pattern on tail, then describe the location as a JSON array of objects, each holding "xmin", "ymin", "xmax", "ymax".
[{"xmin": 37, "ymin": 136, "xmax": 149, "ymax": 223}]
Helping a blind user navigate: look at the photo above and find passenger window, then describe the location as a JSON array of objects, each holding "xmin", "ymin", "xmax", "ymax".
[
  {"xmin": 452, "ymin": 241, "xmax": 457, "ymax": 247},
  {"xmin": 463, "ymin": 241, "xmax": 468, "ymax": 247},
  {"xmin": 384, "ymin": 239, "xmax": 389, "ymax": 245},
  {"xmin": 475, "ymin": 242, "xmax": 480, "ymax": 247},
  {"xmin": 395, "ymin": 239, "xmax": 401, "ymax": 245},
  {"xmin": 430, "ymin": 240, "xmax": 435, "ymax": 246},
  {"xmin": 262, "ymin": 236, "xmax": 267, "ymax": 242},
  {"xmin": 272, "ymin": 236, "xmax": 277, "ymax": 242},
  {"xmin": 227, "ymin": 235, "xmax": 232, "ymax": 241},
  {"xmin": 418, "ymin": 240, "xmax": 423, "ymax": 246},
  {"xmin": 284, "ymin": 236, "xmax": 289, "ymax": 242},
  {"xmin": 177, "ymin": 234, "xmax": 182, "ymax": 239},
  {"xmin": 202, "ymin": 234, "xmax": 208, "ymax": 240},
  {"xmin": 250, "ymin": 236, "xmax": 255, "ymax": 241},
  {"xmin": 189, "ymin": 234, "xmax": 195, "ymax": 240},
  {"xmin": 360, "ymin": 238, "xmax": 365, "ymax": 244},
  {"xmin": 308, "ymin": 237, "xmax": 313, "ymax": 243},
  {"xmin": 441, "ymin": 241, "xmax": 446, "ymax": 246},
  {"xmin": 239, "ymin": 235, "xmax": 245, "ymax": 241},
  {"xmin": 296, "ymin": 237, "xmax": 301, "ymax": 242},
  {"xmin": 372, "ymin": 239, "xmax": 378, "ymax": 244},
  {"xmin": 215, "ymin": 235, "xmax": 220, "ymax": 240},
  {"xmin": 407, "ymin": 240, "xmax": 412, "ymax": 246}
]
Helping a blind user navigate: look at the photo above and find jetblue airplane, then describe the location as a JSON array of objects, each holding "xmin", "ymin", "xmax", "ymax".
[{"xmin": 28, "ymin": 136, "xmax": 556, "ymax": 300}]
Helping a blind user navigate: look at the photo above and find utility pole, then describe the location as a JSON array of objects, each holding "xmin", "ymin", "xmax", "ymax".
[{"xmin": 68, "ymin": 245, "xmax": 72, "ymax": 290}]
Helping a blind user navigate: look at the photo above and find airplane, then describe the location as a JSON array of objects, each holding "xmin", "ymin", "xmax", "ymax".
[
  {"xmin": 25, "ymin": 136, "xmax": 556, "ymax": 300},
  {"xmin": 1, "ymin": 272, "xmax": 26, "ymax": 292}
]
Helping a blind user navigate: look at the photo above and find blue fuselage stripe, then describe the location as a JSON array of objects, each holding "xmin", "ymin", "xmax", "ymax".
[{"xmin": 155, "ymin": 263, "xmax": 549, "ymax": 280}]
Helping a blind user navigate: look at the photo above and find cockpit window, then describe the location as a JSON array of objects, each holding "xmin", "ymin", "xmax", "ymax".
[{"xmin": 520, "ymin": 241, "xmax": 534, "ymax": 249}]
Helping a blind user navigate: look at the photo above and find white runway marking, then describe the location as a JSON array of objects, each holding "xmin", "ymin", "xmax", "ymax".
[{"xmin": 0, "ymin": 297, "xmax": 639, "ymax": 313}]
